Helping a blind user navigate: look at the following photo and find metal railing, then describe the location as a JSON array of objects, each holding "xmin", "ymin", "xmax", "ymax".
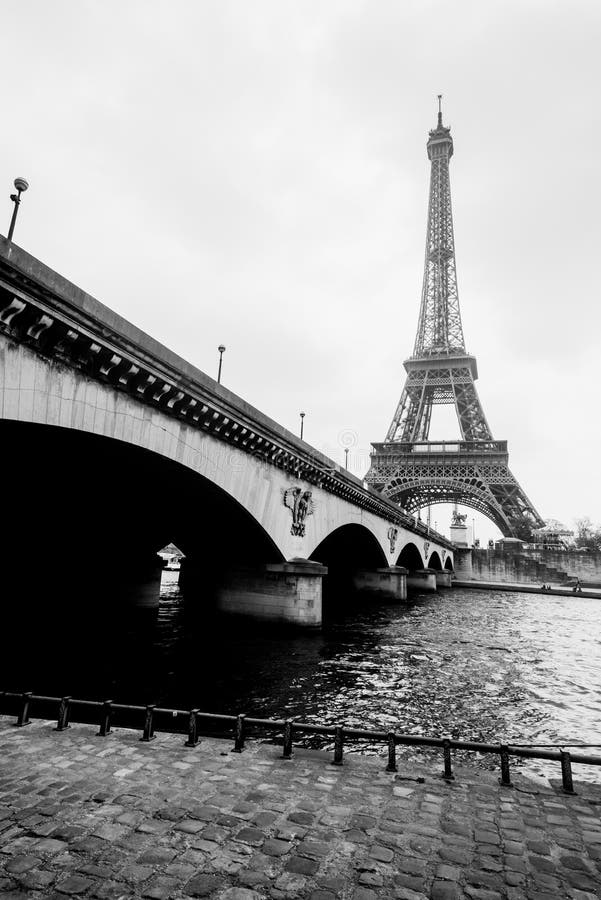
[
  {"xmin": 402, "ymin": 440, "xmax": 508, "ymax": 454},
  {"xmin": 2, "ymin": 690, "xmax": 599, "ymax": 795}
]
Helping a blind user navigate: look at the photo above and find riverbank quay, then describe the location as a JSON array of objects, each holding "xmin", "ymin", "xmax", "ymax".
[
  {"xmin": 452, "ymin": 580, "xmax": 601, "ymax": 599},
  {"xmin": 1, "ymin": 718, "xmax": 601, "ymax": 900}
]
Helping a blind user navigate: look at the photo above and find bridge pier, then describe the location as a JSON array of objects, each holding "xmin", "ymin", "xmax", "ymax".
[
  {"xmin": 453, "ymin": 548, "xmax": 473, "ymax": 579},
  {"xmin": 352, "ymin": 566, "xmax": 408, "ymax": 601},
  {"xmin": 435, "ymin": 571, "xmax": 453, "ymax": 589},
  {"xmin": 216, "ymin": 558, "xmax": 327, "ymax": 627},
  {"xmin": 406, "ymin": 568, "xmax": 438, "ymax": 592}
]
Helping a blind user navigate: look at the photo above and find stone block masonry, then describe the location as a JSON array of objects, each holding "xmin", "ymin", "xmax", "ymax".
[
  {"xmin": 352, "ymin": 567, "xmax": 408, "ymax": 601},
  {"xmin": 470, "ymin": 548, "xmax": 601, "ymax": 586},
  {"xmin": 216, "ymin": 561, "xmax": 327, "ymax": 626},
  {"xmin": 1, "ymin": 716, "xmax": 601, "ymax": 898},
  {"xmin": 406, "ymin": 569, "xmax": 438, "ymax": 593}
]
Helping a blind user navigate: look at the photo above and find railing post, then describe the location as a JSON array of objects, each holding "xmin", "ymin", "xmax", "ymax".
[
  {"xmin": 55, "ymin": 696, "xmax": 71, "ymax": 732},
  {"xmin": 332, "ymin": 724, "xmax": 344, "ymax": 766},
  {"xmin": 560, "ymin": 751, "xmax": 576, "ymax": 795},
  {"xmin": 184, "ymin": 709, "xmax": 200, "ymax": 747},
  {"xmin": 386, "ymin": 731, "xmax": 397, "ymax": 773},
  {"xmin": 141, "ymin": 704, "xmax": 156, "ymax": 742},
  {"xmin": 15, "ymin": 691, "xmax": 32, "ymax": 727},
  {"xmin": 499, "ymin": 744, "xmax": 512, "ymax": 787},
  {"xmin": 442, "ymin": 738, "xmax": 454, "ymax": 780},
  {"xmin": 232, "ymin": 714, "xmax": 246, "ymax": 753},
  {"xmin": 282, "ymin": 719, "xmax": 293, "ymax": 760},
  {"xmin": 97, "ymin": 700, "xmax": 112, "ymax": 737}
]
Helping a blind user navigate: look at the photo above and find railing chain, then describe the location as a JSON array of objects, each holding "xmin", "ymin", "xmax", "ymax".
[{"xmin": 1, "ymin": 691, "xmax": 600, "ymax": 789}]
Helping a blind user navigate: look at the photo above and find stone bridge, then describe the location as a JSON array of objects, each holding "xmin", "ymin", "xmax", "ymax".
[{"xmin": 0, "ymin": 238, "xmax": 453, "ymax": 626}]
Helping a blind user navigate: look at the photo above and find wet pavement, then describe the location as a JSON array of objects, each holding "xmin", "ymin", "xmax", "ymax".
[{"xmin": 1, "ymin": 715, "xmax": 601, "ymax": 899}]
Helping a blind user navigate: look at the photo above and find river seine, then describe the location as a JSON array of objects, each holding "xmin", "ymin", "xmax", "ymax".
[{"xmin": 6, "ymin": 577, "xmax": 601, "ymax": 781}]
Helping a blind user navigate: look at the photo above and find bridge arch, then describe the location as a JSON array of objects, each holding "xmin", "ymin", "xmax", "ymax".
[
  {"xmin": 1, "ymin": 419, "xmax": 285, "ymax": 605},
  {"xmin": 396, "ymin": 541, "xmax": 424, "ymax": 570},
  {"xmin": 428, "ymin": 550, "xmax": 443, "ymax": 571},
  {"xmin": 1, "ymin": 337, "xmax": 423, "ymax": 567},
  {"xmin": 309, "ymin": 523, "xmax": 387, "ymax": 568},
  {"xmin": 310, "ymin": 523, "xmax": 388, "ymax": 608},
  {"xmin": 384, "ymin": 478, "xmax": 512, "ymax": 535},
  {"xmin": 444, "ymin": 556, "xmax": 454, "ymax": 571},
  {"xmin": 1, "ymin": 321, "xmax": 454, "ymax": 626}
]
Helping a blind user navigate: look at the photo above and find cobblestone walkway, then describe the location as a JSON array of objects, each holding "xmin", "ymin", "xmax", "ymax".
[{"xmin": 1, "ymin": 716, "xmax": 600, "ymax": 900}]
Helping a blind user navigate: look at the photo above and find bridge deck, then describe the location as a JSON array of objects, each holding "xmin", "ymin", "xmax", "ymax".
[{"xmin": 0, "ymin": 235, "xmax": 452, "ymax": 548}]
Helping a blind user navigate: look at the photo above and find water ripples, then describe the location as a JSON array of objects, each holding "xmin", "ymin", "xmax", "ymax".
[{"xmin": 7, "ymin": 574, "xmax": 601, "ymax": 782}]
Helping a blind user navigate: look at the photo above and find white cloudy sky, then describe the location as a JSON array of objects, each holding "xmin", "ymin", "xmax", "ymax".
[{"xmin": 2, "ymin": 0, "xmax": 600, "ymax": 543}]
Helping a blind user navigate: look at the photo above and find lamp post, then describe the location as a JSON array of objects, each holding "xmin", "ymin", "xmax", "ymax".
[
  {"xmin": 217, "ymin": 345, "xmax": 226, "ymax": 384},
  {"xmin": 7, "ymin": 177, "xmax": 29, "ymax": 242},
  {"xmin": 299, "ymin": 411, "xmax": 305, "ymax": 440},
  {"xmin": 344, "ymin": 448, "xmax": 349, "ymax": 469}
]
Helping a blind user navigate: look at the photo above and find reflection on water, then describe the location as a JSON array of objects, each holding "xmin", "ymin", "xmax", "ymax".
[{"xmin": 5, "ymin": 571, "xmax": 601, "ymax": 780}]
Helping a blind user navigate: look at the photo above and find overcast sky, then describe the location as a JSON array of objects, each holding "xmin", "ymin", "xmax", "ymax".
[{"xmin": 2, "ymin": 0, "xmax": 600, "ymax": 543}]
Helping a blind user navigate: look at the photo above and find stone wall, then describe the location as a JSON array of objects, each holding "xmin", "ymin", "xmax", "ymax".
[
  {"xmin": 521, "ymin": 549, "xmax": 601, "ymax": 582},
  {"xmin": 471, "ymin": 550, "xmax": 567, "ymax": 584},
  {"xmin": 469, "ymin": 548, "xmax": 601, "ymax": 584}
]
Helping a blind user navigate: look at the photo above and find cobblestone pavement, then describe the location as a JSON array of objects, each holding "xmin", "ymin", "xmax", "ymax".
[{"xmin": 1, "ymin": 717, "xmax": 601, "ymax": 900}]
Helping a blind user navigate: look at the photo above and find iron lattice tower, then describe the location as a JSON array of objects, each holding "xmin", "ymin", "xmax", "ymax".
[{"xmin": 366, "ymin": 99, "xmax": 543, "ymax": 537}]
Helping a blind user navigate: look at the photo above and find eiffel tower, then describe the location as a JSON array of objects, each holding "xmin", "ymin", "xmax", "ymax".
[{"xmin": 366, "ymin": 98, "xmax": 544, "ymax": 538}]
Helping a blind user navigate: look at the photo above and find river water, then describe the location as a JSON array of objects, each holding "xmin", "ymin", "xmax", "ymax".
[{"xmin": 7, "ymin": 576, "xmax": 601, "ymax": 781}]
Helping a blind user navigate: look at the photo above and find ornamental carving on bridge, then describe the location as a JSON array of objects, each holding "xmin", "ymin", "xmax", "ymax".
[
  {"xmin": 424, "ymin": 541, "xmax": 430, "ymax": 559},
  {"xmin": 283, "ymin": 487, "xmax": 315, "ymax": 537},
  {"xmin": 387, "ymin": 526, "xmax": 398, "ymax": 554}
]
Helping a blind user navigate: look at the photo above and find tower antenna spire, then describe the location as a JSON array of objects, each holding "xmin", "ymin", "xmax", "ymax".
[{"xmin": 437, "ymin": 94, "xmax": 442, "ymax": 127}]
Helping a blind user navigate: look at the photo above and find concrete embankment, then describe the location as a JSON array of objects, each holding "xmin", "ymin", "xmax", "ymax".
[
  {"xmin": 452, "ymin": 580, "xmax": 601, "ymax": 599},
  {"xmin": 1, "ymin": 716, "xmax": 601, "ymax": 899}
]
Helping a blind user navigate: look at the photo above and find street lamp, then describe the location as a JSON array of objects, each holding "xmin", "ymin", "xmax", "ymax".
[
  {"xmin": 7, "ymin": 177, "xmax": 29, "ymax": 242},
  {"xmin": 344, "ymin": 448, "xmax": 349, "ymax": 469},
  {"xmin": 217, "ymin": 345, "xmax": 226, "ymax": 384},
  {"xmin": 299, "ymin": 411, "xmax": 305, "ymax": 440}
]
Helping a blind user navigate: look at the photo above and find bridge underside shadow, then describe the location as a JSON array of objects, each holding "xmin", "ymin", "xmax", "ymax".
[
  {"xmin": 309, "ymin": 524, "xmax": 414, "ymax": 614},
  {"xmin": 1, "ymin": 421, "xmax": 285, "ymax": 679},
  {"xmin": 3, "ymin": 417, "xmax": 281, "ymax": 571}
]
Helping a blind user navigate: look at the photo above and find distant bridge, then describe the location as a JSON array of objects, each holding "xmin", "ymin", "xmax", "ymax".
[{"xmin": 0, "ymin": 238, "xmax": 453, "ymax": 626}]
